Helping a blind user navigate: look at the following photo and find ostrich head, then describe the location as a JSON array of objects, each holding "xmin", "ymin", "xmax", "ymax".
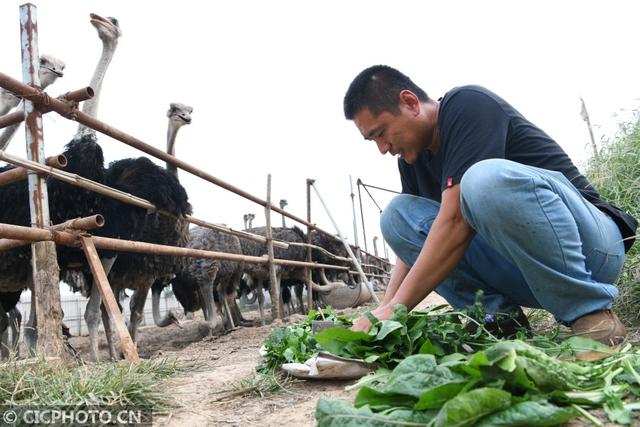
[
  {"xmin": 38, "ymin": 54, "xmax": 65, "ymax": 89},
  {"xmin": 0, "ymin": 54, "xmax": 65, "ymax": 116},
  {"xmin": 90, "ymin": 14, "xmax": 122, "ymax": 46},
  {"xmin": 167, "ymin": 103, "xmax": 193, "ymax": 128},
  {"xmin": 76, "ymin": 13, "xmax": 122, "ymax": 138}
]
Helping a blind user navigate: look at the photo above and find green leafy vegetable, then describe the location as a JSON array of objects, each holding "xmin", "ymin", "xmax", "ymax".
[
  {"xmin": 317, "ymin": 340, "xmax": 640, "ymax": 426},
  {"xmin": 475, "ymin": 401, "xmax": 577, "ymax": 426},
  {"xmin": 257, "ymin": 307, "xmax": 351, "ymax": 372}
]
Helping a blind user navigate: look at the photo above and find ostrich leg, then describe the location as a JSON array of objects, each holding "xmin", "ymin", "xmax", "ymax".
[
  {"xmin": 101, "ymin": 281, "xmax": 121, "ymax": 360},
  {"xmin": 85, "ymin": 257, "xmax": 117, "ymax": 362},
  {"xmin": 295, "ymin": 283, "xmax": 305, "ymax": 314},
  {"xmin": 128, "ymin": 282, "xmax": 153, "ymax": 344},
  {"xmin": 0, "ymin": 305, "xmax": 8, "ymax": 358},
  {"xmin": 23, "ymin": 276, "xmax": 36, "ymax": 353},
  {"xmin": 256, "ymin": 279, "xmax": 266, "ymax": 326},
  {"xmin": 198, "ymin": 270, "xmax": 218, "ymax": 332},
  {"xmin": 8, "ymin": 308, "xmax": 21, "ymax": 356},
  {"xmin": 85, "ymin": 281, "xmax": 103, "ymax": 362},
  {"xmin": 220, "ymin": 290, "xmax": 235, "ymax": 329}
]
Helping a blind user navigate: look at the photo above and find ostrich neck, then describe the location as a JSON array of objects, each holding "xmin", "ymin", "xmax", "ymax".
[
  {"xmin": 76, "ymin": 41, "xmax": 117, "ymax": 136},
  {"xmin": 166, "ymin": 122, "xmax": 179, "ymax": 177}
]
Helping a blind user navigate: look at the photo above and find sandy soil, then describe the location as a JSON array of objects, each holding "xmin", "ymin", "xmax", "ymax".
[{"xmin": 66, "ymin": 293, "xmax": 632, "ymax": 427}]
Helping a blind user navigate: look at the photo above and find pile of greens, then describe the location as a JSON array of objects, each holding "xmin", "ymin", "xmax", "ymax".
[
  {"xmin": 257, "ymin": 307, "xmax": 352, "ymax": 372},
  {"xmin": 317, "ymin": 339, "xmax": 640, "ymax": 426},
  {"xmin": 314, "ymin": 304, "xmax": 516, "ymax": 368},
  {"xmin": 258, "ymin": 302, "xmax": 528, "ymax": 373}
]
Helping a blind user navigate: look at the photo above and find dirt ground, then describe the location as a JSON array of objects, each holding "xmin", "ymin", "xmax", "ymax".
[{"xmin": 66, "ymin": 293, "xmax": 632, "ymax": 427}]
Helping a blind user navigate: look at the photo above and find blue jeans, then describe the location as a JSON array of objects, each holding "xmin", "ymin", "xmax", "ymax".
[{"xmin": 381, "ymin": 159, "xmax": 625, "ymax": 323}]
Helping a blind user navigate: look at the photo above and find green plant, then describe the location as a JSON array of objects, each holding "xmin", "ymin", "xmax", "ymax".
[
  {"xmin": 257, "ymin": 307, "xmax": 352, "ymax": 372},
  {"xmin": 585, "ymin": 110, "xmax": 640, "ymax": 325},
  {"xmin": 316, "ymin": 340, "xmax": 640, "ymax": 426},
  {"xmin": 0, "ymin": 356, "xmax": 191, "ymax": 426}
]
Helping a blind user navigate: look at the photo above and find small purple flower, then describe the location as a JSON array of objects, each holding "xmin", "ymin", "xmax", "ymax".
[{"xmin": 485, "ymin": 314, "xmax": 495, "ymax": 323}]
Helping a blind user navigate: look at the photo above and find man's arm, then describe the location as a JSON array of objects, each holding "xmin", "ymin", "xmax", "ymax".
[
  {"xmin": 352, "ymin": 185, "xmax": 475, "ymax": 330},
  {"xmin": 381, "ymin": 259, "xmax": 410, "ymax": 305}
]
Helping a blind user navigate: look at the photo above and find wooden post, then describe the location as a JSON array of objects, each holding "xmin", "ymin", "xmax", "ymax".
[
  {"xmin": 349, "ymin": 176, "xmax": 360, "ymax": 248},
  {"xmin": 79, "ymin": 235, "xmax": 140, "ymax": 363},
  {"xmin": 306, "ymin": 179, "xmax": 314, "ymax": 312},
  {"xmin": 580, "ymin": 96, "xmax": 599, "ymax": 161},
  {"xmin": 356, "ymin": 179, "xmax": 368, "ymax": 253},
  {"xmin": 265, "ymin": 174, "xmax": 282, "ymax": 320},
  {"xmin": 20, "ymin": 3, "xmax": 65, "ymax": 357}
]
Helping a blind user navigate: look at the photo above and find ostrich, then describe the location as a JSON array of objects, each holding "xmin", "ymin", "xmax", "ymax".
[
  {"xmin": 59, "ymin": 14, "xmax": 191, "ymax": 360},
  {"xmin": 170, "ymin": 226, "xmax": 245, "ymax": 332},
  {"xmin": 243, "ymin": 213, "xmax": 255, "ymax": 229},
  {"xmin": 148, "ymin": 103, "xmax": 194, "ymax": 328},
  {"xmin": 0, "ymin": 54, "xmax": 65, "ymax": 116},
  {"xmin": 0, "ymin": 55, "xmax": 66, "ymax": 150},
  {"xmin": 240, "ymin": 226, "xmax": 308, "ymax": 325},
  {"xmin": 0, "ymin": 14, "xmax": 121, "ymax": 356},
  {"xmin": 107, "ymin": 103, "xmax": 193, "ymax": 351}
]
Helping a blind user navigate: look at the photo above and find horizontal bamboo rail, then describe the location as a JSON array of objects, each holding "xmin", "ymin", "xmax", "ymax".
[
  {"xmin": 186, "ymin": 216, "xmax": 288, "ymax": 249},
  {"xmin": 0, "ymin": 150, "xmax": 289, "ymax": 249},
  {"xmin": 0, "ymin": 222, "xmax": 349, "ymax": 270},
  {"xmin": 0, "ymin": 73, "xmax": 391, "ymax": 266},
  {"xmin": 348, "ymin": 271, "xmax": 390, "ymax": 279},
  {"xmin": 0, "ymin": 154, "xmax": 66, "ymax": 186},
  {"xmin": 0, "ymin": 86, "xmax": 93, "ymax": 130},
  {"xmin": 287, "ymin": 241, "xmax": 351, "ymax": 263},
  {"xmin": 0, "ymin": 111, "xmax": 24, "ymax": 129},
  {"xmin": 0, "ymin": 72, "xmax": 342, "ymax": 242},
  {"xmin": 0, "ymin": 214, "xmax": 103, "ymax": 251}
]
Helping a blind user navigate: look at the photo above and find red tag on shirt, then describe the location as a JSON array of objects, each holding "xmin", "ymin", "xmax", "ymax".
[{"xmin": 447, "ymin": 177, "xmax": 453, "ymax": 188}]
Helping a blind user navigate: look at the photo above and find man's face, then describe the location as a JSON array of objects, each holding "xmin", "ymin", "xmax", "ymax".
[{"xmin": 353, "ymin": 105, "xmax": 426, "ymax": 164}]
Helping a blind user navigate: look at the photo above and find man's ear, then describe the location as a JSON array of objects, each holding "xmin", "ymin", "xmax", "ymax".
[{"xmin": 399, "ymin": 90, "xmax": 420, "ymax": 115}]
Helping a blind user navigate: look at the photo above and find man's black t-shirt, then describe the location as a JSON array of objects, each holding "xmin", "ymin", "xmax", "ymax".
[{"xmin": 399, "ymin": 85, "xmax": 637, "ymax": 252}]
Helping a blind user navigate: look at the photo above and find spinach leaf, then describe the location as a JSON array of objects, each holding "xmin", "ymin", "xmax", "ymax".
[
  {"xmin": 316, "ymin": 398, "xmax": 437, "ymax": 427},
  {"xmin": 475, "ymin": 400, "xmax": 577, "ymax": 426},
  {"xmin": 434, "ymin": 387, "xmax": 511, "ymax": 427}
]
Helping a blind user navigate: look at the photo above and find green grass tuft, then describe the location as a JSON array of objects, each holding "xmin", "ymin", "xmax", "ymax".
[
  {"xmin": 585, "ymin": 110, "xmax": 640, "ymax": 325},
  {"xmin": 0, "ymin": 356, "xmax": 190, "ymax": 411}
]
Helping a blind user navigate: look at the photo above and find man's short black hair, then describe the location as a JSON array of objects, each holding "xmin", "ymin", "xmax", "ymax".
[{"xmin": 343, "ymin": 65, "xmax": 429, "ymax": 119}]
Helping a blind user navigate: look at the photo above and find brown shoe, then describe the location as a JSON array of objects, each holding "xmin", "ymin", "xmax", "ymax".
[{"xmin": 570, "ymin": 310, "xmax": 626, "ymax": 346}]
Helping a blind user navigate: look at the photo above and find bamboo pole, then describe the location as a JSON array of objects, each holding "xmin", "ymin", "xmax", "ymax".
[
  {"xmin": 19, "ymin": 3, "xmax": 64, "ymax": 357},
  {"xmin": 0, "ymin": 154, "xmax": 66, "ymax": 187},
  {"xmin": 79, "ymin": 236, "xmax": 139, "ymax": 363},
  {"xmin": 0, "ymin": 150, "xmax": 289, "ymax": 249},
  {"xmin": 0, "ymin": 214, "xmax": 103, "ymax": 250},
  {"xmin": 265, "ymin": 174, "xmax": 282, "ymax": 320},
  {"xmin": 0, "ymin": 71, "xmax": 343, "ymax": 242},
  {"xmin": 0, "ymin": 222, "xmax": 348, "ymax": 270},
  {"xmin": 349, "ymin": 175, "xmax": 359, "ymax": 248},
  {"xmin": 310, "ymin": 181, "xmax": 380, "ymax": 304},
  {"xmin": 356, "ymin": 178, "xmax": 368, "ymax": 253},
  {"xmin": 306, "ymin": 179, "xmax": 313, "ymax": 312},
  {"xmin": 188, "ymin": 216, "xmax": 288, "ymax": 249},
  {"xmin": 288, "ymin": 241, "xmax": 351, "ymax": 262},
  {"xmin": 0, "ymin": 111, "xmax": 24, "ymax": 129}
]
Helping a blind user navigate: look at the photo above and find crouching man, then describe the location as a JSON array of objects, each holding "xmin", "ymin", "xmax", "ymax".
[{"xmin": 344, "ymin": 65, "xmax": 637, "ymax": 345}]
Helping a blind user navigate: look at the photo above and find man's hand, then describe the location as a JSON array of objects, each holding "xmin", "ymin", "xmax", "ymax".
[{"xmin": 351, "ymin": 304, "xmax": 395, "ymax": 332}]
